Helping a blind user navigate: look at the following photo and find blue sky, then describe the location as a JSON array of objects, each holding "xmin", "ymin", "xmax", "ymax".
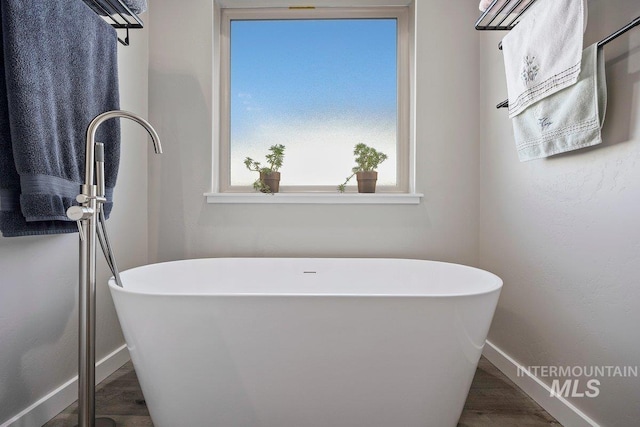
[{"xmin": 230, "ymin": 18, "xmax": 398, "ymax": 187}]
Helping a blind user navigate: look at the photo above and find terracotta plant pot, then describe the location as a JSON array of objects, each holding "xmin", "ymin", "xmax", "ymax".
[
  {"xmin": 260, "ymin": 171, "xmax": 281, "ymax": 193},
  {"xmin": 356, "ymin": 171, "xmax": 377, "ymax": 193}
]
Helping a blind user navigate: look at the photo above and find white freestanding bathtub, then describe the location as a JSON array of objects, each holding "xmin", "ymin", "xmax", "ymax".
[{"xmin": 109, "ymin": 258, "xmax": 502, "ymax": 427}]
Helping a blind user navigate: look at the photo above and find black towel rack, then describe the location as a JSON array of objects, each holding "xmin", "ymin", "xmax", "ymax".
[
  {"xmin": 475, "ymin": 1, "xmax": 640, "ymax": 109},
  {"xmin": 475, "ymin": 0, "xmax": 538, "ymax": 31},
  {"xmin": 494, "ymin": 16, "xmax": 640, "ymax": 109},
  {"xmin": 85, "ymin": 0, "xmax": 144, "ymax": 46}
]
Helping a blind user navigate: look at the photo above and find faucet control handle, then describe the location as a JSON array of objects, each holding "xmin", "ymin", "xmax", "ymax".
[
  {"xmin": 75, "ymin": 194, "xmax": 107, "ymax": 205},
  {"xmin": 76, "ymin": 194, "xmax": 91, "ymax": 204},
  {"xmin": 66, "ymin": 205, "xmax": 94, "ymax": 221}
]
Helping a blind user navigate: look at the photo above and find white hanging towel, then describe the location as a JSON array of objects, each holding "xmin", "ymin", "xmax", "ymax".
[
  {"xmin": 512, "ymin": 44, "xmax": 606, "ymax": 162},
  {"xmin": 502, "ymin": 0, "xmax": 587, "ymax": 118}
]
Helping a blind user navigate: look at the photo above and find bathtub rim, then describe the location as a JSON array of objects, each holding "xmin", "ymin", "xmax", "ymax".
[{"xmin": 108, "ymin": 258, "xmax": 503, "ymax": 298}]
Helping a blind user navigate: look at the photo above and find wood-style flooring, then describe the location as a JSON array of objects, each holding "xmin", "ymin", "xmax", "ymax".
[{"xmin": 44, "ymin": 356, "xmax": 561, "ymax": 427}]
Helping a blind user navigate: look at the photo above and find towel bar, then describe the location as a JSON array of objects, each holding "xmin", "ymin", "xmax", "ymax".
[
  {"xmin": 492, "ymin": 15, "xmax": 640, "ymax": 109},
  {"xmin": 85, "ymin": 0, "xmax": 144, "ymax": 46}
]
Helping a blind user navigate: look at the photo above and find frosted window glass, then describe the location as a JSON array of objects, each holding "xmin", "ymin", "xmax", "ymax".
[{"xmin": 229, "ymin": 19, "xmax": 398, "ymax": 187}]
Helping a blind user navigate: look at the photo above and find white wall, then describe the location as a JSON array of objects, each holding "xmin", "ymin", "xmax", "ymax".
[
  {"xmin": 478, "ymin": 1, "xmax": 640, "ymax": 425},
  {"xmin": 0, "ymin": 19, "xmax": 150, "ymax": 426},
  {"xmin": 147, "ymin": 0, "xmax": 481, "ymax": 265},
  {"xmin": 12, "ymin": 0, "xmax": 640, "ymax": 425}
]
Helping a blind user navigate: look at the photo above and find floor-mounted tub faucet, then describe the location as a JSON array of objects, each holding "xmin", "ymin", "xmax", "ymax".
[{"xmin": 66, "ymin": 110, "xmax": 162, "ymax": 427}]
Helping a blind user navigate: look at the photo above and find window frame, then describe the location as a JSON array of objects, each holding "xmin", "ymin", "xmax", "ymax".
[{"xmin": 209, "ymin": 5, "xmax": 419, "ymax": 203}]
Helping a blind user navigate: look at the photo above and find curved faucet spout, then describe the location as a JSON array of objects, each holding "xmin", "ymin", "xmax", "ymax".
[{"xmin": 84, "ymin": 110, "xmax": 162, "ymax": 186}]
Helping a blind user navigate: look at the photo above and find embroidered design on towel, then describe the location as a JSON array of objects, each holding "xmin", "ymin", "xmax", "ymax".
[
  {"xmin": 521, "ymin": 56, "xmax": 540, "ymax": 84},
  {"xmin": 538, "ymin": 117, "xmax": 553, "ymax": 131},
  {"xmin": 533, "ymin": 105, "xmax": 553, "ymax": 132}
]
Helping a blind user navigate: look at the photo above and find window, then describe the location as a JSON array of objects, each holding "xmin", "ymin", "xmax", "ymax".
[{"xmin": 209, "ymin": 5, "xmax": 417, "ymax": 203}]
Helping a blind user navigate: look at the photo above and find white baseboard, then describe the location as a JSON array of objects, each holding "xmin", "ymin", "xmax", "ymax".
[
  {"xmin": 1, "ymin": 345, "xmax": 130, "ymax": 427},
  {"xmin": 483, "ymin": 340, "xmax": 600, "ymax": 427}
]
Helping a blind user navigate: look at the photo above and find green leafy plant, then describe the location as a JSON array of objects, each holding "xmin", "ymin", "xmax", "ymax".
[
  {"xmin": 244, "ymin": 144, "xmax": 286, "ymax": 193},
  {"xmin": 338, "ymin": 143, "xmax": 388, "ymax": 193}
]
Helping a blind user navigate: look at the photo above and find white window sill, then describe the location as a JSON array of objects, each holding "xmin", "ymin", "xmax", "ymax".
[{"xmin": 204, "ymin": 192, "xmax": 423, "ymax": 204}]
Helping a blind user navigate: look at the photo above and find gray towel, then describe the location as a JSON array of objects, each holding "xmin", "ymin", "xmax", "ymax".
[
  {"xmin": 0, "ymin": 0, "xmax": 120, "ymax": 237},
  {"xmin": 82, "ymin": 0, "xmax": 148, "ymax": 16},
  {"xmin": 512, "ymin": 44, "xmax": 607, "ymax": 162}
]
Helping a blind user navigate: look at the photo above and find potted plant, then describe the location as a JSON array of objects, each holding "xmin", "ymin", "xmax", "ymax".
[
  {"xmin": 338, "ymin": 143, "xmax": 388, "ymax": 193},
  {"xmin": 244, "ymin": 144, "xmax": 286, "ymax": 193}
]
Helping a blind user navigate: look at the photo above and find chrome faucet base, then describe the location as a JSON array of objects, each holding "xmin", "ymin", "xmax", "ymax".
[{"xmin": 74, "ymin": 417, "xmax": 117, "ymax": 427}]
